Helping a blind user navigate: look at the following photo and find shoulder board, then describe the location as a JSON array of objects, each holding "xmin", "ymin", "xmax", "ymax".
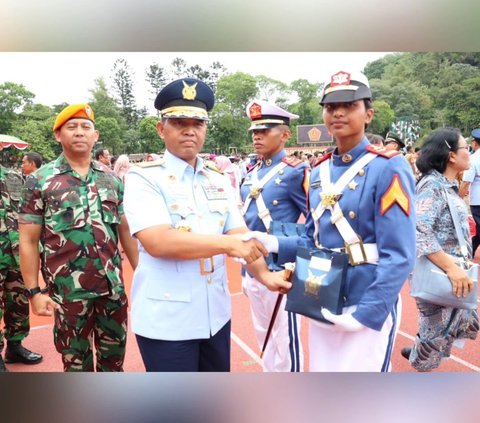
[
  {"xmin": 205, "ymin": 163, "xmax": 224, "ymax": 174},
  {"xmin": 282, "ymin": 156, "xmax": 303, "ymax": 167},
  {"xmin": 313, "ymin": 151, "xmax": 333, "ymax": 168},
  {"xmin": 135, "ymin": 159, "xmax": 165, "ymax": 168},
  {"xmin": 247, "ymin": 161, "xmax": 261, "ymax": 174},
  {"xmin": 366, "ymin": 144, "xmax": 400, "ymax": 159}
]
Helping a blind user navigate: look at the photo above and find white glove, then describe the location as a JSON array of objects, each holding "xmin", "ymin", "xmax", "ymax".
[
  {"xmin": 241, "ymin": 231, "xmax": 279, "ymax": 253},
  {"xmin": 321, "ymin": 308, "xmax": 365, "ymax": 332}
]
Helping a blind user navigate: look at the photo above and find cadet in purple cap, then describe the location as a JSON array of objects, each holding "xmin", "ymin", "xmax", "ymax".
[{"xmin": 240, "ymin": 99, "xmax": 309, "ymax": 372}]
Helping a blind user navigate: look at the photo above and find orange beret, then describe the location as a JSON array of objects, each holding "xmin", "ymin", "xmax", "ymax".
[{"xmin": 53, "ymin": 104, "xmax": 95, "ymax": 131}]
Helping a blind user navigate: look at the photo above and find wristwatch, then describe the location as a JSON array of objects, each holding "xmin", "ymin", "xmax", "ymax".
[{"xmin": 23, "ymin": 287, "xmax": 42, "ymax": 299}]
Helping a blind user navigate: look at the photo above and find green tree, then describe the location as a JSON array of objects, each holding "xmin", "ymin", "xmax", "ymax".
[
  {"xmin": 111, "ymin": 58, "xmax": 140, "ymax": 128},
  {"xmin": 89, "ymin": 77, "xmax": 123, "ymax": 121},
  {"xmin": 287, "ymin": 79, "xmax": 322, "ymax": 144},
  {"xmin": 209, "ymin": 72, "xmax": 258, "ymax": 151},
  {"xmin": 95, "ymin": 116, "xmax": 124, "ymax": 156},
  {"xmin": 11, "ymin": 120, "xmax": 59, "ymax": 162},
  {"xmin": 0, "ymin": 82, "xmax": 35, "ymax": 134},
  {"xmin": 145, "ymin": 63, "xmax": 168, "ymax": 109},
  {"xmin": 170, "ymin": 58, "xmax": 187, "ymax": 79},
  {"xmin": 138, "ymin": 116, "xmax": 164, "ymax": 154},
  {"xmin": 369, "ymin": 100, "xmax": 395, "ymax": 136},
  {"xmin": 255, "ymin": 75, "xmax": 289, "ymax": 103}
]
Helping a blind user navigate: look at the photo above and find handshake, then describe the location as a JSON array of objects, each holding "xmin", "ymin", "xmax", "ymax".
[{"xmin": 230, "ymin": 231, "xmax": 279, "ymax": 265}]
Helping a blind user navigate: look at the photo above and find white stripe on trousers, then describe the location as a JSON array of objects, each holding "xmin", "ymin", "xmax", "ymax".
[{"xmin": 242, "ymin": 273, "xmax": 304, "ymax": 372}]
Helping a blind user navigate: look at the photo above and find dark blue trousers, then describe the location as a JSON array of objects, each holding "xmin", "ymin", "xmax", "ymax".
[{"xmin": 135, "ymin": 321, "xmax": 231, "ymax": 372}]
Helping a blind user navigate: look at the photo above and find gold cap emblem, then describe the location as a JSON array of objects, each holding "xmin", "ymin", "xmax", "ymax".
[{"xmin": 182, "ymin": 81, "xmax": 197, "ymax": 100}]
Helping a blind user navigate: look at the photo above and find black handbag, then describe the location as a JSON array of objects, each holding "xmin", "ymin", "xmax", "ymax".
[
  {"xmin": 285, "ymin": 246, "xmax": 349, "ymax": 323},
  {"xmin": 267, "ymin": 221, "xmax": 306, "ymax": 271},
  {"xmin": 410, "ymin": 182, "xmax": 479, "ymax": 310}
]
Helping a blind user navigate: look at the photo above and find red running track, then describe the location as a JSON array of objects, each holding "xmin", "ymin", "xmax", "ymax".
[{"xmin": 6, "ymin": 257, "xmax": 479, "ymax": 372}]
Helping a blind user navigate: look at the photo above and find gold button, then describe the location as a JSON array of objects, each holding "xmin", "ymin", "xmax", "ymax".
[
  {"xmin": 358, "ymin": 169, "xmax": 365, "ymax": 176},
  {"xmin": 170, "ymin": 204, "xmax": 179, "ymax": 211},
  {"xmin": 207, "ymin": 276, "xmax": 212, "ymax": 284},
  {"xmin": 349, "ymin": 211, "xmax": 356, "ymax": 219},
  {"xmin": 273, "ymin": 200, "xmax": 278, "ymax": 206},
  {"xmin": 219, "ymin": 219, "xmax": 225, "ymax": 226},
  {"xmin": 342, "ymin": 154, "xmax": 352, "ymax": 163},
  {"xmin": 168, "ymin": 175, "xmax": 176, "ymax": 181},
  {"xmin": 279, "ymin": 169, "xmax": 284, "ymax": 175}
]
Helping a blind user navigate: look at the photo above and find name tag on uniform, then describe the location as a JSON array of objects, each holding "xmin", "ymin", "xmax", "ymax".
[{"xmin": 203, "ymin": 185, "xmax": 228, "ymax": 200}]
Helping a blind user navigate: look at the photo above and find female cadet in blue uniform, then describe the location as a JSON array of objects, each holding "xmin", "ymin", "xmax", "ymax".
[
  {"xmin": 247, "ymin": 71, "xmax": 416, "ymax": 371},
  {"xmin": 123, "ymin": 78, "xmax": 290, "ymax": 372}
]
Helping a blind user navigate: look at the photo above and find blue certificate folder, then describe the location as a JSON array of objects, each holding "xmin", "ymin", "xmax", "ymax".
[{"xmin": 286, "ymin": 246, "xmax": 349, "ymax": 324}]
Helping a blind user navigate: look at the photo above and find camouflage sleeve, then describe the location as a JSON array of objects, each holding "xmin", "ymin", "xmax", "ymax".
[
  {"xmin": 18, "ymin": 174, "xmax": 44, "ymax": 225},
  {"xmin": 117, "ymin": 176, "xmax": 125, "ymax": 218}
]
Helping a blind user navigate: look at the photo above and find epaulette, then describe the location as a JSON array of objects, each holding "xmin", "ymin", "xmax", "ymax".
[
  {"xmin": 246, "ymin": 161, "xmax": 261, "ymax": 173},
  {"xmin": 366, "ymin": 144, "xmax": 400, "ymax": 159},
  {"xmin": 313, "ymin": 151, "xmax": 333, "ymax": 168},
  {"xmin": 205, "ymin": 163, "xmax": 224, "ymax": 174},
  {"xmin": 282, "ymin": 156, "xmax": 303, "ymax": 167},
  {"xmin": 135, "ymin": 159, "xmax": 166, "ymax": 168}
]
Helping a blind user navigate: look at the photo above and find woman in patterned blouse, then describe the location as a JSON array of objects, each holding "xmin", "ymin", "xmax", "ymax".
[{"xmin": 403, "ymin": 127, "xmax": 479, "ymax": 371}]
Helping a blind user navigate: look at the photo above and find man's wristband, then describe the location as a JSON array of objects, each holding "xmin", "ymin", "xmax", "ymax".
[{"xmin": 23, "ymin": 287, "xmax": 42, "ymax": 299}]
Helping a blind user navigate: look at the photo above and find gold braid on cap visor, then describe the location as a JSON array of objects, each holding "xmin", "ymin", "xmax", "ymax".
[
  {"xmin": 160, "ymin": 106, "xmax": 209, "ymax": 119},
  {"xmin": 249, "ymin": 119, "xmax": 286, "ymax": 125},
  {"xmin": 324, "ymin": 85, "xmax": 360, "ymax": 94}
]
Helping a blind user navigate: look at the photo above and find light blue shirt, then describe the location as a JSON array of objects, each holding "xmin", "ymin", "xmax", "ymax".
[
  {"xmin": 463, "ymin": 149, "xmax": 480, "ymax": 205},
  {"xmin": 124, "ymin": 151, "xmax": 246, "ymax": 340}
]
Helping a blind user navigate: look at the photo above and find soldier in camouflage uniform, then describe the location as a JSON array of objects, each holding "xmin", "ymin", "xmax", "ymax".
[
  {"xmin": 18, "ymin": 104, "xmax": 138, "ymax": 372},
  {"xmin": 0, "ymin": 153, "xmax": 43, "ymax": 372}
]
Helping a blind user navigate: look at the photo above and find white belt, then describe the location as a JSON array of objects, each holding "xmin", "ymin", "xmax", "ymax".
[{"xmin": 332, "ymin": 242, "xmax": 379, "ymax": 266}]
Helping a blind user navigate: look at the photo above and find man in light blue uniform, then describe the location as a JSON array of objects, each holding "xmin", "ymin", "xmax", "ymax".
[
  {"xmin": 240, "ymin": 100, "xmax": 309, "ymax": 372},
  {"xmin": 123, "ymin": 78, "xmax": 288, "ymax": 372},
  {"xmin": 248, "ymin": 71, "xmax": 416, "ymax": 371}
]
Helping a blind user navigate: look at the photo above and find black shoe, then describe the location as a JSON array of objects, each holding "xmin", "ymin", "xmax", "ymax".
[
  {"xmin": 5, "ymin": 342, "xmax": 43, "ymax": 365},
  {"xmin": 400, "ymin": 346, "xmax": 412, "ymax": 360},
  {"xmin": 0, "ymin": 356, "xmax": 9, "ymax": 372}
]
